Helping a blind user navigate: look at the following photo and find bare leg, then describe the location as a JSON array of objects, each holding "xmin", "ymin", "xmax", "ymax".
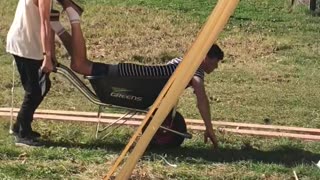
[
  {"xmin": 69, "ymin": 22, "xmax": 92, "ymax": 75},
  {"xmin": 52, "ymin": 1, "xmax": 109, "ymax": 76},
  {"xmin": 50, "ymin": 19, "xmax": 76, "ymax": 62},
  {"xmin": 53, "ymin": 25, "xmax": 109, "ymax": 76},
  {"xmin": 56, "ymin": 0, "xmax": 92, "ymax": 75},
  {"xmin": 57, "ymin": 31, "xmax": 73, "ymax": 56}
]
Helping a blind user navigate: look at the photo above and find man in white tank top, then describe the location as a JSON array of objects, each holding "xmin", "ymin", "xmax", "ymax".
[{"xmin": 6, "ymin": 0, "xmax": 55, "ymax": 146}]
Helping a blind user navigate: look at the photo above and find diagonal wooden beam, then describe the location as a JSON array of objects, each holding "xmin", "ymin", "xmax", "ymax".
[{"xmin": 111, "ymin": 0, "xmax": 240, "ymax": 179}]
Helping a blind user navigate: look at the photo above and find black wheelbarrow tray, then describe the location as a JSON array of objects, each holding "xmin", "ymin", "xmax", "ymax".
[{"xmin": 55, "ymin": 63, "xmax": 192, "ymax": 147}]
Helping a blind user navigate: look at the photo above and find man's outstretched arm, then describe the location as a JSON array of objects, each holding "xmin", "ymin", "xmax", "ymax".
[{"xmin": 191, "ymin": 76, "xmax": 218, "ymax": 148}]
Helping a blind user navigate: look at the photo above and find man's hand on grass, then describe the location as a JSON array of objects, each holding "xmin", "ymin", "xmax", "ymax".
[{"xmin": 204, "ymin": 130, "xmax": 218, "ymax": 149}]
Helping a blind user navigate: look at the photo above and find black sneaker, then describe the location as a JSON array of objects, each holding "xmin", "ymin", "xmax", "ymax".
[
  {"xmin": 29, "ymin": 131, "xmax": 41, "ymax": 139},
  {"xmin": 15, "ymin": 136, "xmax": 42, "ymax": 147}
]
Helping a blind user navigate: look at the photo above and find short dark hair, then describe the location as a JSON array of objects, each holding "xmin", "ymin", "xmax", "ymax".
[{"xmin": 207, "ymin": 44, "xmax": 224, "ymax": 60}]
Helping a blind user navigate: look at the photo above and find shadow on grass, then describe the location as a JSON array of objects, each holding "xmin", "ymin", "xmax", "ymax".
[
  {"xmin": 148, "ymin": 145, "xmax": 320, "ymax": 168},
  {"xmin": 40, "ymin": 138, "xmax": 128, "ymax": 152},
  {"xmin": 39, "ymin": 137, "xmax": 320, "ymax": 168}
]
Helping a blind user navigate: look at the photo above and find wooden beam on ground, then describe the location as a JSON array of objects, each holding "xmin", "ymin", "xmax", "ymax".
[
  {"xmin": 188, "ymin": 125, "xmax": 320, "ymax": 141},
  {"xmin": 0, "ymin": 108, "xmax": 145, "ymax": 121},
  {"xmin": 1, "ymin": 109, "xmax": 320, "ymax": 141},
  {"xmin": 4, "ymin": 110, "xmax": 319, "ymax": 142},
  {"xmin": 222, "ymin": 128, "xmax": 320, "ymax": 141},
  {"xmin": 1, "ymin": 108, "xmax": 320, "ymax": 137},
  {"xmin": 0, "ymin": 111, "xmax": 141, "ymax": 126},
  {"xmin": 2, "ymin": 110, "xmax": 320, "ymax": 141},
  {"xmin": 188, "ymin": 119, "xmax": 320, "ymax": 135}
]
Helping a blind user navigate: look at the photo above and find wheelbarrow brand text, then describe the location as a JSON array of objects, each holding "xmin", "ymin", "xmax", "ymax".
[{"xmin": 110, "ymin": 92, "xmax": 143, "ymax": 102}]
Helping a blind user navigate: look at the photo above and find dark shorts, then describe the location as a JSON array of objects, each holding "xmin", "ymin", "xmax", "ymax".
[{"xmin": 91, "ymin": 62, "xmax": 119, "ymax": 77}]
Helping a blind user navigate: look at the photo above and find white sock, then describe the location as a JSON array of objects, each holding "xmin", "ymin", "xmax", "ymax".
[
  {"xmin": 50, "ymin": 21, "xmax": 66, "ymax": 36},
  {"xmin": 65, "ymin": 7, "xmax": 80, "ymax": 24}
]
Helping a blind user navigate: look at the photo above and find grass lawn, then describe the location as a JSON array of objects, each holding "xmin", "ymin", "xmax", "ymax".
[{"xmin": 1, "ymin": 0, "xmax": 320, "ymax": 179}]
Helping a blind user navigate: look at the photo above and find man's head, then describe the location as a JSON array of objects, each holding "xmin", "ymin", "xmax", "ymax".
[{"xmin": 201, "ymin": 44, "xmax": 224, "ymax": 74}]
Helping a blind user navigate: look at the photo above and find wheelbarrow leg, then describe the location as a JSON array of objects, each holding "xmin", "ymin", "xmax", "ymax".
[{"xmin": 95, "ymin": 105, "xmax": 103, "ymax": 139}]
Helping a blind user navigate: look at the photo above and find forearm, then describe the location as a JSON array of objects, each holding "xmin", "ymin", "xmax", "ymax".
[
  {"xmin": 192, "ymin": 76, "xmax": 218, "ymax": 146},
  {"xmin": 50, "ymin": 29, "xmax": 56, "ymax": 60},
  {"xmin": 191, "ymin": 77, "xmax": 214, "ymax": 132},
  {"xmin": 197, "ymin": 96, "xmax": 214, "ymax": 133},
  {"xmin": 41, "ymin": 22, "xmax": 51, "ymax": 56},
  {"xmin": 39, "ymin": 0, "xmax": 52, "ymax": 59}
]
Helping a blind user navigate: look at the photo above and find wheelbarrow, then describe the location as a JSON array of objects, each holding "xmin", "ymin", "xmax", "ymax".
[{"xmin": 55, "ymin": 63, "xmax": 192, "ymax": 147}]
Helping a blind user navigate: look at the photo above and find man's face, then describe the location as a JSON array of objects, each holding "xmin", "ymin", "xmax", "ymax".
[{"xmin": 201, "ymin": 56, "xmax": 220, "ymax": 74}]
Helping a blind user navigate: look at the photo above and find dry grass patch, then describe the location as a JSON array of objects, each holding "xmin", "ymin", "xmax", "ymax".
[{"xmin": 222, "ymin": 34, "xmax": 277, "ymax": 64}]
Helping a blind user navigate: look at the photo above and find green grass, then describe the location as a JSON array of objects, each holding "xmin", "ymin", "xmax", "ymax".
[{"xmin": 1, "ymin": 0, "xmax": 320, "ymax": 179}]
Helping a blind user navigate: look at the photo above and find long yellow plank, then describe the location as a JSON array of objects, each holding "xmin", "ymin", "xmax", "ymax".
[
  {"xmin": 114, "ymin": 0, "xmax": 238, "ymax": 179},
  {"xmin": 103, "ymin": 1, "xmax": 232, "ymax": 179},
  {"xmin": 104, "ymin": 0, "xmax": 229, "ymax": 178},
  {"xmin": 112, "ymin": 0, "xmax": 240, "ymax": 179}
]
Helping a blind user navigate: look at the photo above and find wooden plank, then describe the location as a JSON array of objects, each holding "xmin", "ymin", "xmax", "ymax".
[
  {"xmin": 0, "ymin": 107, "xmax": 145, "ymax": 120},
  {"xmin": 187, "ymin": 119, "xmax": 320, "ymax": 134},
  {"xmin": 2, "ymin": 111, "xmax": 320, "ymax": 141},
  {"xmin": 2, "ymin": 108, "xmax": 320, "ymax": 135},
  {"xmin": 105, "ymin": 0, "xmax": 230, "ymax": 178},
  {"xmin": 114, "ymin": 0, "xmax": 240, "ymax": 179},
  {"xmin": 222, "ymin": 128, "xmax": 320, "ymax": 141},
  {"xmin": 197, "ymin": 118, "xmax": 319, "ymax": 135},
  {"xmin": 188, "ymin": 125, "xmax": 320, "ymax": 141},
  {"xmin": 211, "ymin": 121, "xmax": 320, "ymax": 135},
  {"xmin": 0, "ymin": 112, "xmax": 141, "ymax": 126}
]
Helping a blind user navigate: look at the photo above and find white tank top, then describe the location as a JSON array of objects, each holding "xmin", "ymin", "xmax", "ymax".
[{"xmin": 6, "ymin": 0, "xmax": 50, "ymax": 60}]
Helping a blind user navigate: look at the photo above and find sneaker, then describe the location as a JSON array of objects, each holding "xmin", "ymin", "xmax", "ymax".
[
  {"xmin": 15, "ymin": 136, "xmax": 42, "ymax": 147},
  {"xmin": 56, "ymin": 0, "xmax": 84, "ymax": 16},
  {"xmin": 29, "ymin": 131, "xmax": 41, "ymax": 139}
]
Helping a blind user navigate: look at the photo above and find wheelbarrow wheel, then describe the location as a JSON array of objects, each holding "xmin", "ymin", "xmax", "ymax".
[{"xmin": 151, "ymin": 111, "xmax": 187, "ymax": 148}]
